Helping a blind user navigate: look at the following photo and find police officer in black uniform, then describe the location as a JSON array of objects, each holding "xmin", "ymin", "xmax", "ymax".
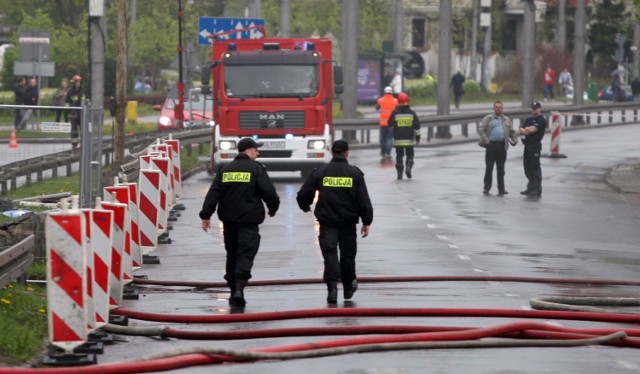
[
  {"xmin": 200, "ymin": 138, "xmax": 280, "ymax": 307},
  {"xmin": 519, "ymin": 101, "xmax": 547, "ymax": 197},
  {"xmin": 296, "ymin": 140, "xmax": 373, "ymax": 304}
]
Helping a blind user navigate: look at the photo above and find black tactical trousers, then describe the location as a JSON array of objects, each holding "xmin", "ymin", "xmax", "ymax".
[
  {"xmin": 222, "ymin": 222, "xmax": 261, "ymax": 286},
  {"xmin": 523, "ymin": 142, "xmax": 543, "ymax": 194},
  {"xmin": 318, "ymin": 223, "xmax": 357, "ymax": 284}
]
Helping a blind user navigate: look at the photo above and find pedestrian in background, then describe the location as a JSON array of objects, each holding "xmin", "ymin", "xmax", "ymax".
[
  {"xmin": 66, "ymin": 75, "xmax": 86, "ymax": 149},
  {"xmin": 450, "ymin": 70, "xmax": 465, "ymax": 109},
  {"xmin": 13, "ymin": 76, "xmax": 26, "ymax": 130},
  {"xmin": 388, "ymin": 92, "xmax": 421, "ymax": 180},
  {"xmin": 519, "ymin": 101, "xmax": 547, "ymax": 197},
  {"xmin": 296, "ymin": 140, "xmax": 373, "ymax": 304},
  {"xmin": 543, "ymin": 64, "xmax": 556, "ymax": 101},
  {"xmin": 376, "ymin": 86, "xmax": 398, "ymax": 162},
  {"xmin": 478, "ymin": 101, "xmax": 518, "ymax": 196},
  {"xmin": 631, "ymin": 76, "xmax": 640, "ymax": 102},
  {"xmin": 55, "ymin": 78, "xmax": 69, "ymax": 123},
  {"xmin": 558, "ymin": 68, "xmax": 573, "ymax": 102},
  {"xmin": 20, "ymin": 77, "xmax": 39, "ymax": 130},
  {"xmin": 199, "ymin": 138, "xmax": 280, "ymax": 307}
]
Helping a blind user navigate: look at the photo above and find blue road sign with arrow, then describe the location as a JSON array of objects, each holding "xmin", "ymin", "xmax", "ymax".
[{"xmin": 198, "ymin": 17, "xmax": 265, "ymax": 45}]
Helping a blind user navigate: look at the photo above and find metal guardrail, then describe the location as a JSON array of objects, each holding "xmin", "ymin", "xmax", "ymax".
[
  {"xmin": 2, "ymin": 102, "xmax": 639, "ymax": 196},
  {"xmin": 0, "ymin": 234, "xmax": 35, "ymax": 288}
]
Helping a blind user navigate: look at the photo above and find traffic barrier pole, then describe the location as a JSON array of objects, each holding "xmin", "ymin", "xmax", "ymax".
[
  {"xmin": 99, "ymin": 199, "xmax": 128, "ymax": 308},
  {"xmin": 122, "ymin": 182, "xmax": 143, "ymax": 270},
  {"xmin": 103, "ymin": 187, "xmax": 134, "ymax": 282},
  {"xmin": 83, "ymin": 201, "xmax": 113, "ymax": 328},
  {"xmin": 45, "ymin": 200, "xmax": 88, "ymax": 352},
  {"xmin": 151, "ymin": 142, "xmax": 176, "ymax": 205},
  {"xmin": 165, "ymin": 136, "xmax": 182, "ymax": 201},
  {"xmin": 138, "ymin": 168, "xmax": 161, "ymax": 254},
  {"xmin": 150, "ymin": 156, "xmax": 171, "ymax": 234},
  {"xmin": 547, "ymin": 111, "xmax": 567, "ymax": 159},
  {"xmin": 79, "ymin": 209, "xmax": 97, "ymax": 332}
]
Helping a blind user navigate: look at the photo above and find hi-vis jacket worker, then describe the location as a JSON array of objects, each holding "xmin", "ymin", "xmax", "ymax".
[
  {"xmin": 296, "ymin": 140, "xmax": 373, "ymax": 305},
  {"xmin": 376, "ymin": 86, "xmax": 398, "ymax": 161},
  {"xmin": 388, "ymin": 92, "xmax": 421, "ymax": 180}
]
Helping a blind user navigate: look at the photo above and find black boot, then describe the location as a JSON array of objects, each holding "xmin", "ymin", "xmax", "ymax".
[
  {"xmin": 405, "ymin": 159, "xmax": 414, "ymax": 179},
  {"xmin": 231, "ymin": 282, "xmax": 246, "ymax": 307},
  {"xmin": 327, "ymin": 283, "xmax": 338, "ymax": 304},
  {"xmin": 227, "ymin": 282, "xmax": 236, "ymax": 305},
  {"xmin": 396, "ymin": 164, "xmax": 404, "ymax": 180},
  {"xmin": 343, "ymin": 279, "xmax": 358, "ymax": 300}
]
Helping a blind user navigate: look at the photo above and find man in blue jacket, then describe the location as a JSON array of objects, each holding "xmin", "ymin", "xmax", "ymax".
[
  {"xmin": 296, "ymin": 140, "xmax": 373, "ymax": 304},
  {"xmin": 200, "ymin": 138, "xmax": 280, "ymax": 307}
]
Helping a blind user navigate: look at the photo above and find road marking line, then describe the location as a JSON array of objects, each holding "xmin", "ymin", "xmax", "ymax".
[{"xmin": 458, "ymin": 255, "xmax": 470, "ymax": 260}]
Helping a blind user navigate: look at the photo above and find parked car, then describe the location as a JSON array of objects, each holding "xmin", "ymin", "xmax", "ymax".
[
  {"xmin": 598, "ymin": 85, "xmax": 634, "ymax": 102},
  {"xmin": 153, "ymin": 95, "xmax": 214, "ymax": 131}
]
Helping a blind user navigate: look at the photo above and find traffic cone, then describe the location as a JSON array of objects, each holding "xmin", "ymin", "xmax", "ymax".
[{"xmin": 8, "ymin": 129, "xmax": 17, "ymax": 148}]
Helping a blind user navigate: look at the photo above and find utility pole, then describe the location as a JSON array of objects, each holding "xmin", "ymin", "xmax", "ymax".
[
  {"xmin": 573, "ymin": 0, "xmax": 586, "ymax": 106},
  {"xmin": 280, "ymin": 0, "xmax": 291, "ymax": 37},
  {"xmin": 342, "ymin": 0, "xmax": 359, "ymax": 121},
  {"xmin": 634, "ymin": 10, "xmax": 640, "ymax": 78},
  {"xmin": 436, "ymin": 0, "xmax": 452, "ymax": 138},
  {"xmin": 557, "ymin": 0, "xmax": 566, "ymax": 50},
  {"xmin": 115, "ymin": 0, "xmax": 128, "ymax": 167},
  {"xmin": 470, "ymin": 0, "xmax": 478, "ymax": 81},
  {"xmin": 248, "ymin": 0, "xmax": 261, "ymax": 18},
  {"xmin": 90, "ymin": 2, "xmax": 106, "ymax": 111},
  {"xmin": 393, "ymin": 0, "xmax": 404, "ymax": 53},
  {"xmin": 522, "ymin": 0, "xmax": 535, "ymax": 108}
]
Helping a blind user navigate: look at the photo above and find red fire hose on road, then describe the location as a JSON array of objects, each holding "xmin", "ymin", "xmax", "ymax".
[{"xmin": 2, "ymin": 275, "xmax": 640, "ymax": 373}]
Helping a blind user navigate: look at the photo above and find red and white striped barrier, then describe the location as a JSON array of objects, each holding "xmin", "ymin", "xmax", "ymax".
[
  {"xmin": 45, "ymin": 205, "xmax": 88, "ymax": 352},
  {"xmin": 150, "ymin": 156, "xmax": 171, "ymax": 233},
  {"xmin": 548, "ymin": 111, "xmax": 567, "ymax": 158},
  {"xmin": 164, "ymin": 137, "xmax": 182, "ymax": 201},
  {"xmin": 104, "ymin": 182, "xmax": 142, "ymax": 271},
  {"xmin": 151, "ymin": 142, "xmax": 176, "ymax": 205},
  {"xmin": 79, "ymin": 210, "xmax": 96, "ymax": 332},
  {"xmin": 103, "ymin": 188, "xmax": 134, "ymax": 283},
  {"xmin": 99, "ymin": 200, "xmax": 128, "ymax": 308},
  {"xmin": 82, "ymin": 206, "xmax": 113, "ymax": 328},
  {"xmin": 122, "ymin": 182, "xmax": 143, "ymax": 269},
  {"xmin": 138, "ymin": 168, "xmax": 161, "ymax": 253}
]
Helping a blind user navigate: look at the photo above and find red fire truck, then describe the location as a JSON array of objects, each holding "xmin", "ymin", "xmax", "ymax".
[{"xmin": 202, "ymin": 30, "xmax": 343, "ymax": 177}]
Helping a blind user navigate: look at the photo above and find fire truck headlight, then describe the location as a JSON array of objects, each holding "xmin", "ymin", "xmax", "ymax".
[
  {"xmin": 219, "ymin": 141, "xmax": 236, "ymax": 151},
  {"xmin": 159, "ymin": 116, "xmax": 171, "ymax": 127},
  {"xmin": 208, "ymin": 120, "xmax": 215, "ymax": 127},
  {"xmin": 308, "ymin": 140, "xmax": 325, "ymax": 150}
]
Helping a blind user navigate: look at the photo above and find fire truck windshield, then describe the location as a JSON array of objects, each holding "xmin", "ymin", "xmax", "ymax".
[{"xmin": 224, "ymin": 65, "xmax": 319, "ymax": 98}]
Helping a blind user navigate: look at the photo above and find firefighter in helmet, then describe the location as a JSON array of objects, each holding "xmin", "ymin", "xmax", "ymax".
[
  {"xmin": 388, "ymin": 92, "xmax": 421, "ymax": 180},
  {"xmin": 66, "ymin": 75, "xmax": 86, "ymax": 149}
]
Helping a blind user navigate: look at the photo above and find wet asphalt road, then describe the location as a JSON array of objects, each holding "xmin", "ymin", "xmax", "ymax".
[{"xmin": 96, "ymin": 123, "xmax": 640, "ymax": 373}]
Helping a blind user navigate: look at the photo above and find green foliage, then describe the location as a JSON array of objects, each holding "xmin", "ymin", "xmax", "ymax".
[
  {"xmin": 0, "ymin": 283, "xmax": 48, "ymax": 364},
  {"xmin": 588, "ymin": 0, "xmax": 631, "ymax": 75}
]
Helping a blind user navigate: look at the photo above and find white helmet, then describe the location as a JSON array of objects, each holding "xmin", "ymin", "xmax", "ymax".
[{"xmin": 384, "ymin": 86, "xmax": 393, "ymax": 94}]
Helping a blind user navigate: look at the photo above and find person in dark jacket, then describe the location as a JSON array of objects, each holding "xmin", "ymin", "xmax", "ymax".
[
  {"xmin": 66, "ymin": 75, "xmax": 86, "ymax": 149},
  {"xmin": 388, "ymin": 92, "xmax": 421, "ymax": 180},
  {"xmin": 451, "ymin": 70, "xmax": 465, "ymax": 108},
  {"xmin": 296, "ymin": 140, "xmax": 373, "ymax": 304},
  {"xmin": 519, "ymin": 101, "xmax": 547, "ymax": 197},
  {"xmin": 13, "ymin": 77, "xmax": 26, "ymax": 130},
  {"xmin": 199, "ymin": 138, "xmax": 280, "ymax": 307}
]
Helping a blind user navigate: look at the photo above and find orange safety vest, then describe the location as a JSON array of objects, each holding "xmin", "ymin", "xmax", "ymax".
[{"xmin": 377, "ymin": 94, "xmax": 398, "ymax": 127}]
